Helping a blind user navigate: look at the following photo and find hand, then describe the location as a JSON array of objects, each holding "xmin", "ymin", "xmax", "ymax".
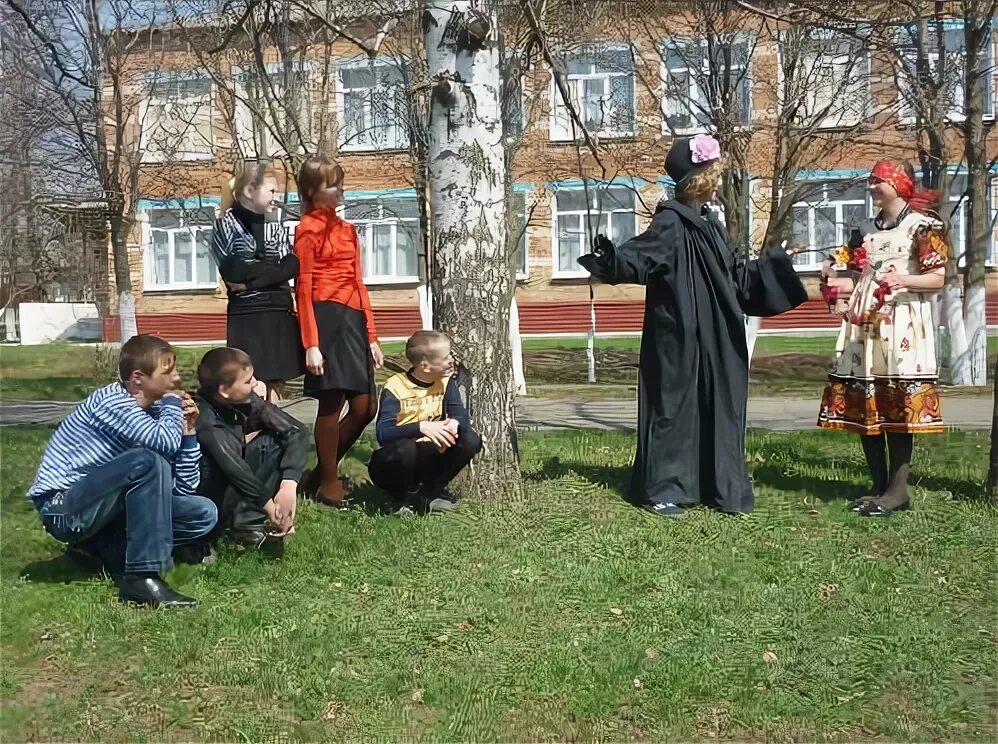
[
  {"xmin": 879, "ymin": 265, "xmax": 906, "ymax": 290},
  {"xmin": 180, "ymin": 392, "xmax": 199, "ymax": 435},
  {"xmin": 442, "ymin": 418, "xmax": 460, "ymax": 438},
  {"xmin": 271, "ymin": 480, "xmax": 297, "ymax": 536},
  {"xmin": 419, "ymin": 420, "xmax": 457, "ymax": 450},
  {"xmin": 370, "ymin": 341, "xmax": 384, "ymax": 370},
  {"xmin": 785, "ymin": 243, "xmax": 806, "ymax": 257},
  {"xmin": 263, "ymin": 499, "xmax": 284, "ymax": 531},
  {"xmin": 305, "ymin": 346, "xmax": 325, "ymax": 376},
  {"xmin": 820, "ymin": 261, "xmax": 837, "ymax": 280},
  {"xmin": 251, "ymin": 379, "xmax": 268, "ymax": 398},
  {"xmin": 592, "ymin": 233, "xmax": 614, "ymax": 257}
]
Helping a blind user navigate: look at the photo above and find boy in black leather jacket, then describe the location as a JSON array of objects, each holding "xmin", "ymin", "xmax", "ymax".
[{"xmin": 194, "ymin": 347, "xmax": 308, "ymax": 545}]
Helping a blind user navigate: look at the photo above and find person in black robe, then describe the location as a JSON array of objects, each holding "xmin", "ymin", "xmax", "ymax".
[{"xmin": 578, "ymin": 135, "xmax": 808, "ymax": 517}]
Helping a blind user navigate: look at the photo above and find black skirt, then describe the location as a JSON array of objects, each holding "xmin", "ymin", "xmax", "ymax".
[
  {"xmin": 302, "ymin": 301, "xmax": 374, "ymax": 398},
  {"xmin": 227, "ymin": 298, "xmax": 305, "ymax": 383}
]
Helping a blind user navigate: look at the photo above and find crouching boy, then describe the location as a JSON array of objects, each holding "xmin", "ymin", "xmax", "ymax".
[
  {"xmin": 194, "ymin": 347, "xmax": 308, "ymax": 545},
  {"xmin": 368, "ymin": 331, "xmax": 482, "ymax": 514},
  {"xmin": 26, "ymin": 335, "xmax": 217, "ymax": 608}
]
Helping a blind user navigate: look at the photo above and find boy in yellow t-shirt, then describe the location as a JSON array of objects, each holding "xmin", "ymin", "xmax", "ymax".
[{"xmin": 368, "ymin": 330, "xmax": 481, "ymax": 514}]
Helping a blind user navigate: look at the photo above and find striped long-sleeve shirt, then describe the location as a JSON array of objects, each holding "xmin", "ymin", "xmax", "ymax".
[{"xmin": 27, "ymin": 383, "xmax": 200, "ymax": 505}]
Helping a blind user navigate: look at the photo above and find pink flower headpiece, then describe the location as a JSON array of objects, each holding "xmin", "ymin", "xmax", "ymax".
[{"xmin": 690, "ymin": 134, "xmax": 721, "ymax": 164}]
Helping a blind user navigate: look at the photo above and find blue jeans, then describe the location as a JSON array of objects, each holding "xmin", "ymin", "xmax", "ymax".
[{"xmin": 37, "ymin": 449, "xmax": 217, "ymax": 574}]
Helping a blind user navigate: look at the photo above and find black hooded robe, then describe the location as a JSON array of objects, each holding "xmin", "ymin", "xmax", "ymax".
[{"xmin": 578, "ymin": 200, "xmax": 807, "ymax": 513}]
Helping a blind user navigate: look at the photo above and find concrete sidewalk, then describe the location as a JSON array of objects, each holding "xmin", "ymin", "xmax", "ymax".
[
  {"xmin": 273, "ymin": 394, "xmax": 993, "ymax": 432},
  {"xmin": 1, "ymin": 394, "xmax": 991, "ymax": 431}
]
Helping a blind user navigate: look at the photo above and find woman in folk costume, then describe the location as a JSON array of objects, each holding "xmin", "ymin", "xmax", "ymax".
[
  {"xmin": 817, "ymin": 159, "xmax": 948, "ymax": 518},
  {"xmin": 210, "ymin": 161, "xmax": 304, "ymax": 400},
  {"xmin": 578, "ymin": 135, "xmax": 807, "ymax": 517}
]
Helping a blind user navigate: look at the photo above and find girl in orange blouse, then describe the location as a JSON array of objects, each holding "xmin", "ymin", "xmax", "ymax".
[{"xmin": 294, "ymin": 155, "xmax": 384, "ymax": 506}]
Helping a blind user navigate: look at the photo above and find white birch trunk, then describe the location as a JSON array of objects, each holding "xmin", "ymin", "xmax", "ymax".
[
  {"xmin": 424, "ymin": 0, "xmax": 519, "ymax": 494},
  {"xmin": 510, "ymin": 295, "xmax": 526, "ymax": 395},
  {"xmin": 943, "ymin": 278, "xmax": 972, "ymax": 385},
  {"xmin": 117, "ymin": 290, "xmax": 138, "ymax": 343},
  {"xmin": 964, "ymin": 283, "xmax": 987, "ymax": 386},
  {"xmin": 417, "ymin": 283, "xmax": 433, "ymax": 330},
  {"xmin": 745, "ymin": 315, "xmax": 762, "ymax": 367}
]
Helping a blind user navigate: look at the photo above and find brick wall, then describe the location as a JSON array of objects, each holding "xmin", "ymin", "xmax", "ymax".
[{"xmin": 108, "ymin": 10, "xmax": 998, "ymax": 324}]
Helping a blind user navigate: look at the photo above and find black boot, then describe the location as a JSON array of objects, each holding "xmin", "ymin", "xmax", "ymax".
[
  {"xmin": 860, "ymin": 433, "xmax": 912, "ymax": 518},
  {"xmin": 853, "ymin": 434, "xmax": 888, "ymax": 511},
  {"xmin": 117, "ymin": 573, "xmax": 197, "ymax": 608}
]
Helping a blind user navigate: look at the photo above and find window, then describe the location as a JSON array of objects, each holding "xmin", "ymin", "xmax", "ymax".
[
  {"xmin": 790, "ymin": 181, "xmax": 869, "ymax": 270},
  {"xmin": 145, "ymin": 208, "xmax": 217, "ymax": 290},
  {"xmin": 945, "ymin": 174, "xmax": 998, "ymax": 266},
  {"xmin": 553, "ymin": 185, "xmax": 636, "ymax": 276},
  {"xmin": 234, "ymin": 65, "xmax": 316, "ymax": 158},
  {"xmin": 141, "ymin": 77, "xmax": 213, "ymax": 163},
  {"xmin": 550, "ymin": 45, "xmax": 635, "ymax": 140},
  {"xmin": 895, "ymin": 23, "xmax": 995, "ymax": 123},
  {"xmin": 787, "ymin": 28, "xmax": 869, "ymax": 129},
  {"xmin": 661, "ymin": 37, "xmax": 751, "ymax": 133},
  {"xmin": 343, "ymin": 196, "xmax": 419, "ymax": 281},
  {"xmin": 337, "ymin": 59, "xmax": 410, "ymax": 151}
]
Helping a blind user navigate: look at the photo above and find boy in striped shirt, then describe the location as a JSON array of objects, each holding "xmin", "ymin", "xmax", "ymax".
[{"xmin": 27, "ymin": 335, "xmax": 217, "ymax": 608}]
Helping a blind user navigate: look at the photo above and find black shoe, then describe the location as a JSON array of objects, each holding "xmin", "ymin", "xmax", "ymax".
[
  {"xmin": 850, "ymin": 494, "xmax": 881, "ymax": 512},
  {"xmin": 172, "ymin": 541, "xmax": 217, "ymax": 565},
  {"xmin": 643, "ymin": 502, "xmax": 685, "ymax": 518},
  {"xmin": 226, "ymin": 529, "xmax": 284, "ymax": 547},
  {"xmin": 117, "ymin": 574, "xmax": 197, "ymax": 608}
]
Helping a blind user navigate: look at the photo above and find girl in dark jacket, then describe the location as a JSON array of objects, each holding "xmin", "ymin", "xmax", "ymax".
[{"xmin": 210, "ymin": 161, "xmax": 304, "ymax": 401}]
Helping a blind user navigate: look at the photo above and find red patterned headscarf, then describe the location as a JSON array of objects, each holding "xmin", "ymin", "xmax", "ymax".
[
  {"xmin": 870, "ymin": 159, "xmax": 939, "ymax": 215},
  {"xmin": 870, "ymin": 160, "xmax": 914, "ymax": 200}
]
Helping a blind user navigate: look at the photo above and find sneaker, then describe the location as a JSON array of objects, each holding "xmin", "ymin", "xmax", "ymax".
[
  {"xmin": 643, "ymin": 502, "xmax": 685, "ymax": 518},
  {"xmin": 427, "ymin": 497, "xmax": 459, "ymax": 514}
]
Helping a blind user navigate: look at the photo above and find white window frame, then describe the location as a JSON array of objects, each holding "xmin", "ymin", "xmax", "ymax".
[
  {"xmin": 779, "ymin": 26, "xmax": 871, "ymax": 130},
  {"xmin": 344, "ymin": 197, "xmax": 420, "ymax": 284},
  {"xmin": 789, "ymin": 182, "xmax": 871, "ymax": 271},
  {"xmin": 142, "ymin": 205, "xmax": 219, "ymax": 292},
  {"xmin": 139, "ymin": 75, "xmax": 214, "ymax": 164},
  {"xmin": 660, "ymin": 36, "xmax": 753, "ymax": 135},
  {"xmin": 895, "ymin": 22, "xmax": 995, "ymax": 125},
  {"xmin": 551, "ymin": 184, "xmax": 638, "ymax": 279},
  {"xmin": 549, "ymin": 44, "xmax": 636, "ymax": 141},
  {"xmin": 335, "ymin": 57, "xmax": 410, "ymax": 152},
  {"xmin": 232, "ymin": 61, "xmax": 317, "ymax": 159},
  {"xmin": 946, "ymin": 174, "xmax": 998, "ymax": 268}
]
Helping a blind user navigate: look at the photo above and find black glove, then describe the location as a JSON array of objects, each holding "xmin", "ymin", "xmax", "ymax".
[{"xmin": 592, "ymin": 233, "xmax": 614, "ymax": 257}]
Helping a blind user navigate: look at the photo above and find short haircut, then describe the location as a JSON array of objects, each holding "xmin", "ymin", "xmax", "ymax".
[
  {"xmin": 197, "ymin": 347, "xmax": 252, "ymax": 394},
  {"xmin": 118, "ymin": 335, "xmax": 174, "ymax": 381},
  {"xmin": 405, "ymin": 330, "xmax": 450, "ymax": 365}
]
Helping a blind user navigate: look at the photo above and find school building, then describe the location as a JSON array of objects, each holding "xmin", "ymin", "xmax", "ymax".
[{"xmin": 101, "ymin": 8, "xmax": 998, "ymax": 342}]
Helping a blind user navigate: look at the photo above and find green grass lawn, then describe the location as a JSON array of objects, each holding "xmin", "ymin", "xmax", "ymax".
[
  {"xmin": 2, "ymin": 427, "xmax": 996, "ymax": 741},
  {"xmin": 2, "ymin": 336, "xmax": 995, "ymax": 401}
]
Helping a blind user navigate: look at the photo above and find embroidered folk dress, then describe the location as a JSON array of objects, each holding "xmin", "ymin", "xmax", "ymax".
[{"xmin": 818, "ymin": 208, "xmax": 949, "ymax": 435}]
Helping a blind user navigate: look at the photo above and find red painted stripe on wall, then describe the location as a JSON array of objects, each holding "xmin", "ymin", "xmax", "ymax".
[{"xmin": 102, "ymin": 295, "xmax": 998, "ymax": 342}]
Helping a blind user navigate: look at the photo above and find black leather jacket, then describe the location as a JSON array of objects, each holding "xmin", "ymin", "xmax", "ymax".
[{"xmin": 194, "ymin": 390, "xmax": 308, "ymax": 508}]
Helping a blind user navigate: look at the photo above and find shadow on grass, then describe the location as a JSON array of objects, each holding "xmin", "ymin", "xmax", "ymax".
[{"xmin": 19, "ymin": 550, "xmax": 103, "ymax": 584}]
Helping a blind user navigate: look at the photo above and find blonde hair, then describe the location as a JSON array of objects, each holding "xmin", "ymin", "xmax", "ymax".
[
  {"xmin": 297, "ymin": 154, "xmax": 344, "ymax": 213},
  {"xmin": 222, "ymin": 160, "xmax": 276, "ymax": 210},
  {"xmin": 676, "ymin": 159, "xmax": 725, "ymax": 204}
]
